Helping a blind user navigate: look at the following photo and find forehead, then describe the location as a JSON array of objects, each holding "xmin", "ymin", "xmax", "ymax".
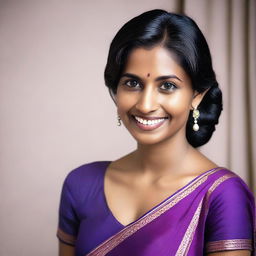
[{"xmin": 123, "ymin": 46, "xmax": 188, "ymax": 79}]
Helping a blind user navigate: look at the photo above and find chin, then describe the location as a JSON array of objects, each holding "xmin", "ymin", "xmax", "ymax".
[
  {"xmin": 129, "ymin": 125, "xmax": 187, "ymax": 146},
  {"xmin": 131, "ymin": 133, "xmax": 170, "ymax": 146}
]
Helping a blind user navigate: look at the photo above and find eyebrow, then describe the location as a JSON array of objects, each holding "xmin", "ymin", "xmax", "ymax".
[{"xmin": 120, "ymin": 73, "xmax": 182, "ymax": 82}]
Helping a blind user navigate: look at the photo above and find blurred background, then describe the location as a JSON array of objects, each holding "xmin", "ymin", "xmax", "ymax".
[{"xmin": 0, "ymin": 0, "xmax": 255, "ymax": 255}]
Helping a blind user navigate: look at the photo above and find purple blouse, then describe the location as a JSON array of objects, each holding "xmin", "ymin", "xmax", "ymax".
[{"xmin": 57, "ymin": 161, "xmax": 255, "ymax": 256}]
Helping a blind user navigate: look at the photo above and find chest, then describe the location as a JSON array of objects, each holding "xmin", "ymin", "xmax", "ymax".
[{"xmin": 104, "ymin": 174, "xmax": 193, "ymax": 226}]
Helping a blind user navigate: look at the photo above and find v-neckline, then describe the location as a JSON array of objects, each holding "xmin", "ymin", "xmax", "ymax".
[{"xmin": 101, "ymin": 161, "xmax": 220, "ymax": 228}]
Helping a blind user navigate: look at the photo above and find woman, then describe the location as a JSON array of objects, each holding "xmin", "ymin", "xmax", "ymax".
[{"xmin": 57, "ymin": 10, "xmax": 255, "ymax": 256}]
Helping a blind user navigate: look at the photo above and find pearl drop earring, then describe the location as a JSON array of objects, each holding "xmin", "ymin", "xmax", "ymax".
[{"xmin": 192, "ymin": 107, "xmax": 200, "ymax": 131}]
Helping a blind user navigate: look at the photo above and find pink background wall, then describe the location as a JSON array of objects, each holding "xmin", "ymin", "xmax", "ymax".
[{"xmin": 0, "ymin": 1, "xmax": 254, "ymax": 255}]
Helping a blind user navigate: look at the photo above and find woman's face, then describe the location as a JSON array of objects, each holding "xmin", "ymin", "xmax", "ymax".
[{"xmin": 116, "ymin": 46, "xmax": 196, "ymax": 145}]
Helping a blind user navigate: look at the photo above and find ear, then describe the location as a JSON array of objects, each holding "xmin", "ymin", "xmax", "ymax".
[
  {"xmin": 191, "ymin": 88, "xmax": 210, "ymax": 109},
  {"xmin": 109, "ymin": 89, "xmax": 117, "ymax": 106}
]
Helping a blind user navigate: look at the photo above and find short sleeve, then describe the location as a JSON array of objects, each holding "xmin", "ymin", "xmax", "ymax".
[
  {"xmin": 205, "ymin": 176, "xmax": 255, "ymax": 253},
  {"xmin": 57, "ymin": 175, "xmax": 80, "ymax": 246}
]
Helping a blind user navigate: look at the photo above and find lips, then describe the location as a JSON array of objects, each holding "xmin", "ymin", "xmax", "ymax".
[{"xmin": 131, "ymin": 115, "xmax": 168, "ymax": 131}]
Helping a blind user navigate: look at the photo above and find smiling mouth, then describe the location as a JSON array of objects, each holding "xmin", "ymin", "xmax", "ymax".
[{"xmin": 131, "ymin": 115, "xmax": 169, "ymax": 130}]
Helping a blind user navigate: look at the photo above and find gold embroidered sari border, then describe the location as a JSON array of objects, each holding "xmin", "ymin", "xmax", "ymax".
[
  {"xmin": 175, "ymin": 199, "xmax": 204, "ymax": 256},
  {"xmin": 86, "ymin": 167, "xmax": 223, "ymax": 256},
  {"xmin": 57, "ymin": 228, "xmax": 76, "ymax": 245},
  {"xmin": 204, "ymin": 173, "xmax": 237, "ymax": 214},
  {"xmin": 206, "ymin": 239, "xmax": 253, "ymax": 252},
  {"xmin": 175, "ymin": 173, "xmax": 237, "ymax": 256}
]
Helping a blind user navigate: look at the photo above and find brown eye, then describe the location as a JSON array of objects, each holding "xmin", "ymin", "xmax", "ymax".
[
  {"xmin": 159, "ymin": 82, "xmax": 177, "ymax": 92},
  {"xmin": 125, "ymin": 79, "xmax": 141, "ymax": 88}
]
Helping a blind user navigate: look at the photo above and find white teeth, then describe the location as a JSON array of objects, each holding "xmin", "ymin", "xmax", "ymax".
[{"xmin": 134, "ymin": 116, "xmax": 166, "ymax": 125}]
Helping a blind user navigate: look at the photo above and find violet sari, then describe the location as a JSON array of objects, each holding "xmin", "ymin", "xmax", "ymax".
[
  {"xmin": 58, "ymin": 162, "xmax": 255, "ymax": 256},
  {"xmin": 57, "ymin": 162, "xmax": 255, "ymax": 256}
]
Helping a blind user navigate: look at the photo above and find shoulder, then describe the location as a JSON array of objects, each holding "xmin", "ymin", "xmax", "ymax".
[
  {"xmin": 209, "ymin": 168, "xmax": 253, "ymax": 196},
  {"xmin": 207, "ymin": 168, "xmax": 255, "ymax": 210},
  {"xmin": 65, "ymin": 161, "xmax": 111, "ymax": 184},
  {"xmin": 62, "ymin": 161, "xmax": 111, "ymax": 201},
  {"xmin": 205, "ymin": 169, "xmax": 255, "ymax": 248}
]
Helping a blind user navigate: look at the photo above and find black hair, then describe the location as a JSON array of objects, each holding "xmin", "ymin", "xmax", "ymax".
[{"xmin": 104, "ymin": 9, "xmax": 222, "ymax": 147}]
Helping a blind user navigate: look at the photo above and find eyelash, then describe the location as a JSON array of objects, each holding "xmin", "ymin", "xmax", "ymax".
[
  {"xmin": 124, "ymin": 79, "xmax": 141, "ymax": 89},
  {"xmin": 123, "ymin": 79, "xmax": 178, "ymax": 92},
  {"xmin": 159, "ymin": 81, "xmax": 178, "ymax": 92}
]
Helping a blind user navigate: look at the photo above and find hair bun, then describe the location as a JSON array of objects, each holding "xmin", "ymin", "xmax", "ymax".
[{"xmin": 186, "ymin": 86, "xmax": 223, "ymax": 147}]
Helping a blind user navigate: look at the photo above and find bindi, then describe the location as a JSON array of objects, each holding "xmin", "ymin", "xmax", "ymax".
[{"xmin": 147, "ymin": 73, "xmax": 150, "ymax": 77}]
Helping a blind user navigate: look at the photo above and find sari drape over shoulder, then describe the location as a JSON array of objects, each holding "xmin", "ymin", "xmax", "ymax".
[{"xmin": 57, "ymin": 162, "xmax": 255, "ymax": 256}]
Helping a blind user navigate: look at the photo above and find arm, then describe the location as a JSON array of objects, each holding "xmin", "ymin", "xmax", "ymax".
[
  {"xmin": 205, "ymin": 175, "xmax": 255, "ymax": 255},
  {"xmin": 57, "ymin": 175, "xmax": 79, "ymax": 253},
  {"xmin": 207, "ymin": 250, "xmax": 251, "ymax": 256},
  {"xmin": 59, "ymin": 241, "xmax": 75, "ymax": 256}
]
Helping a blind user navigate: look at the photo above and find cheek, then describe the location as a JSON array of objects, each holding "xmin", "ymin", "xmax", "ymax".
[
  {"xmin": 163, "ymin": 93, "xmax": 192, "ymax": 116},
  {"xmin": 116, "ymin": 89, "xmax": 135, "ymax": 113}
]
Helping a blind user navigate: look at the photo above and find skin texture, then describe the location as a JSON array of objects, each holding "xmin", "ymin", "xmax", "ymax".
[
  {"xmin": 59, "ymin": 242, "xmax": 75, "ymax": 256},
  {"xmin": 116, "ymin": 46, "xmax": 198, "ymax": 146},
  {"xmin": 59, "ymin": 46, "xmax": 251, "ymax": 256},
  {"xmin": 105, "ymin": 46, "xmax": 215, "ymax": 225}
]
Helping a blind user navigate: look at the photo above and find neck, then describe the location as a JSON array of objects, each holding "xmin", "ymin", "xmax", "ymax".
[{"xmin": 133, "ymin": 134, "xmax": 192, "ymax": 177}]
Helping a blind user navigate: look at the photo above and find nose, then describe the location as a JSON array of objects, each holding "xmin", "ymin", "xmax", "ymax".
[{"xmin": 135, "ymin": 87, "xmax": 159, "ymax": 114}]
